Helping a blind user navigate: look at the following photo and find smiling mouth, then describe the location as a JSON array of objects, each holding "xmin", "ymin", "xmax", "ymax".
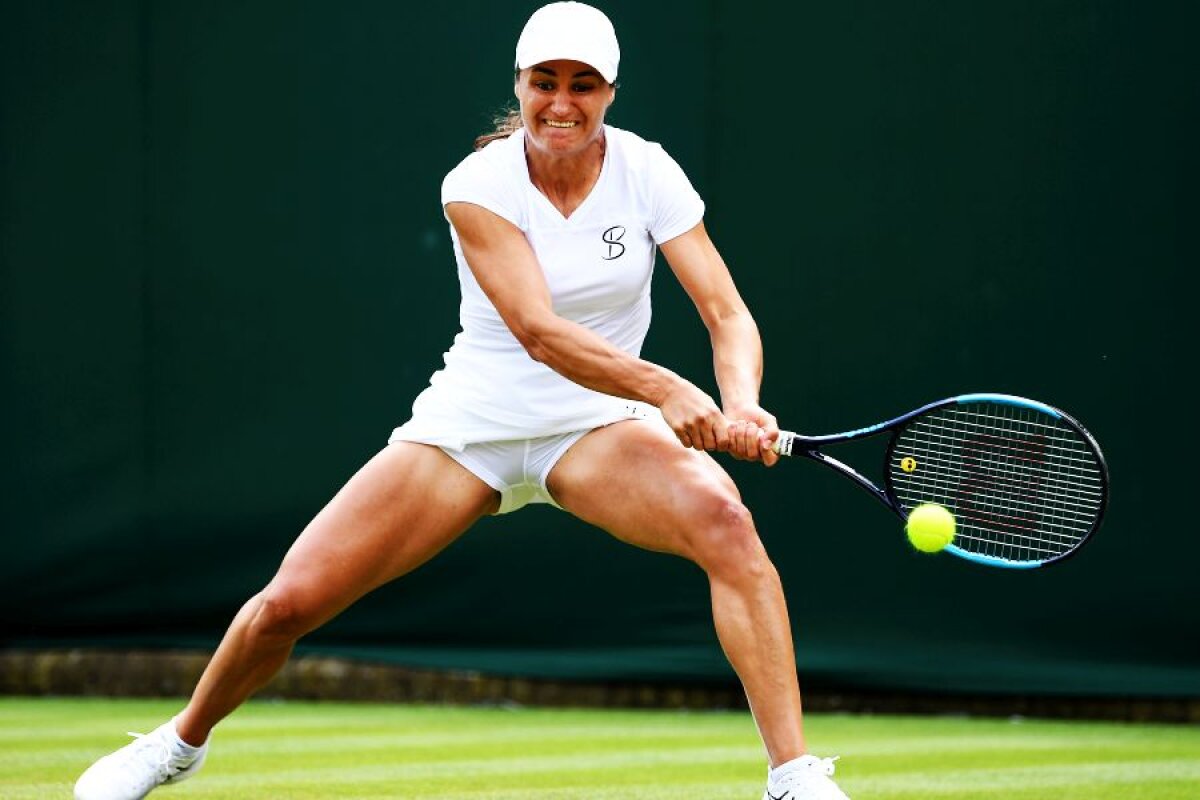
[{"xmin": 544, "ymin": 120, "xmax": 579, "ymax": 128}]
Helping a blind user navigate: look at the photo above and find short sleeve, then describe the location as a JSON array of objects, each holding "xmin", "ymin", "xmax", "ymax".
[
  {"xmin": 647, "ymin": 144, "xmax": 705, "ymax": 244},
  {"xmin": 441, "ymin": 146, "xmax": 524, "ymax": 229}
]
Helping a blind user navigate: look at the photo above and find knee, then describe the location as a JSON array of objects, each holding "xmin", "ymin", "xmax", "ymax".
[
  {"xmin": 685, "ymin": 493, "xmax": 773, "ymax": 583},
  {"xmin": 247, "ymin": 584, "xmax": 321, "ymax": 643}
]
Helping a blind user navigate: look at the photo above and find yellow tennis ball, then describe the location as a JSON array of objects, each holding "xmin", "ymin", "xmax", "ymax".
[{"xmin": 905, "ymin": 504, "xmax": 956, "ymax": 553}]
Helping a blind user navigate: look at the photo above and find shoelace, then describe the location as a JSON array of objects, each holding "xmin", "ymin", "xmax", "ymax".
[
  {"xmin": 811, "ymin": 755, "xmax": 839, "ymax": 777},
  {"xmin": 770, "ymin": 755, "xmax": 844, "ymax": 795},
  {"xmin": 119, "ymin": 730, "xmax": 180, "ymax": 786}
]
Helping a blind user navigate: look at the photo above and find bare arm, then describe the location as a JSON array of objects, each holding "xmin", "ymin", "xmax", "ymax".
[
  {"xmin": 446, "ymin": 202, "xmax": 731, "ymax": 451},
  {"xmin": 659, "ymin": 222, "xmax": 779, "ymax": 465}
]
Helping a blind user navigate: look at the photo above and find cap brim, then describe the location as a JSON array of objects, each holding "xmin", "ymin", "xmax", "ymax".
[{"xmin": 515, "ymin": 49, "xmax": 616, "ymax": 83}]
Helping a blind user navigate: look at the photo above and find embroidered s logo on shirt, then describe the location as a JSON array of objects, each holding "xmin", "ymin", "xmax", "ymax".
[{"xmin": 601, "ymin": 225, "xmax": 626, "ymax": 260}]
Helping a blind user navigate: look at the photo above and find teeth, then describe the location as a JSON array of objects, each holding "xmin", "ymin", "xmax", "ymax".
[{"xmin": 545, "ymin": 120, "xmax": 577, "ymax": 128}]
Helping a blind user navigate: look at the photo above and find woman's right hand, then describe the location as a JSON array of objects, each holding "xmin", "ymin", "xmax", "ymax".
[{"xmin": 659, "ymin": 381, "xmax": 731, "ymax": 452}]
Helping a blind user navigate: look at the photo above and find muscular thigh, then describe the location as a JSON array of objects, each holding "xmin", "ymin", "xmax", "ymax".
[
  {"xmin": 269, "ymin": 442, "xmax": 499, "ymax": 621},
  {"xmin": 547, "ymin": 418, "xmax": 742, "ymax": 559}
]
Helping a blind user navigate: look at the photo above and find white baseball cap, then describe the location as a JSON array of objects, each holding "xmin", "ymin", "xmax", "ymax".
[{"xmin": 515, "ymin": 2, "xmax": 620, "ymax": 84}]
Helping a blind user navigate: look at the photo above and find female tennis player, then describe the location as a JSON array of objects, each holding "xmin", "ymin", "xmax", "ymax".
[{"xmin": 75, "ymin": 4, "xmax": 849, "ymax": 799}]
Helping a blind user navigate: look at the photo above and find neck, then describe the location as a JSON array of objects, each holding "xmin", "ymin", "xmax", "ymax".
[{"xmin": 525, "ymin": 130, "xmax": 607, "ymax": 216}]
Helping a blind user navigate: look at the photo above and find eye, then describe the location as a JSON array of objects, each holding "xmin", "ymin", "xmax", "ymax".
[
  {"xmin": 534, "ymin": 81, "xmax": 555, "ymax": 92},
  {"xmin": 571, "ymin": 83, "xmax": 597, "ymax": 93}
]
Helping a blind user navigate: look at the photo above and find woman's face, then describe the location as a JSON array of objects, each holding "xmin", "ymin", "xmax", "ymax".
[{"xmin": 515, "ymin": 59, "xmax": 615, "ymax": 157}]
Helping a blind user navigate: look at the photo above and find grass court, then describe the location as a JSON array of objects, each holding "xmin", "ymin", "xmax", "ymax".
[{"xmin": 3, "ymin": 697, "xmax": 1197, "ymax": 799}]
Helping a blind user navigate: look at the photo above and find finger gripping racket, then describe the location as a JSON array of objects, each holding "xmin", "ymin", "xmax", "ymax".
[{"xmin": 772, "ymin": 394, "xmax": 1109, "ymax": 568}]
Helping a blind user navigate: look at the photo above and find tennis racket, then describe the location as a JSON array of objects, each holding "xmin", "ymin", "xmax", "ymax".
[{"xmin": 772, "ymin": 393, "xmax": 1108, "ymax": 568}]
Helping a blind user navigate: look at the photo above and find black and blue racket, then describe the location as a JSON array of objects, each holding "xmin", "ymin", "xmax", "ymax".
[{"xmin": 772, "ymin": 393, "xmax": 1108, "ymax": 568}]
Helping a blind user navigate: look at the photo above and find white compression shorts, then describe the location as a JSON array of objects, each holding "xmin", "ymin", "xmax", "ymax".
[
  {"xmin": 390, "ymin": 402, "xmax": 663, "ymax": 514},
  {"xmin": 444, "ymin": 430, "xmax": 589, "ymax": 514}
]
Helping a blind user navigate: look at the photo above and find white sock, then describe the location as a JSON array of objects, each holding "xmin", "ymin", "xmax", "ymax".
[
  {"xmin": 770, "ymin": 754, "xmax": 814, "ymax": 783},
  {"xmin": 167, "ymin": 718, "xmax": 205, "ymax": 754}
]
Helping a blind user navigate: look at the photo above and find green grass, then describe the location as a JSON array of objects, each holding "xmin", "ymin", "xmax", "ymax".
[{"xmin": 2, "ymin": 697, "xmax": 1198, "ymax": 799}]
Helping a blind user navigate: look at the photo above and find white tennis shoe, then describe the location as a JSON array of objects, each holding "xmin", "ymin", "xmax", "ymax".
[
  {"xmin": 762, "ymin": 754, "xmax": 850, "ymax": 800},
  {"xmin": 74, "ymin": 720, "xmax": 208, "ymax": 800}
]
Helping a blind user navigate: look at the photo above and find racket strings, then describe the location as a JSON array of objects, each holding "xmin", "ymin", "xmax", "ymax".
[
  {"xmin": 904, "ymin": 436, "xmax": 1103, "ymax": 502},
  {"xmin": 889, "ymin": 403, "xmax": 1104, "ymax": 564},
  {"xmin": 899, "ymin": 427, "xmax": 1103, "ymax": 517}
]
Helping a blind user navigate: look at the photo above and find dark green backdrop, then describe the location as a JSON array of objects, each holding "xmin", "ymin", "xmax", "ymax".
[{"xmin": 3, "ymin": 1, "xmax": 1197, "ymax": 696}]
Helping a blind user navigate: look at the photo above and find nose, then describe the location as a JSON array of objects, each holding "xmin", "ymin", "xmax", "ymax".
[{"xmin": 549, "ymin": 86, "xmax": 573, "ymax": 116}]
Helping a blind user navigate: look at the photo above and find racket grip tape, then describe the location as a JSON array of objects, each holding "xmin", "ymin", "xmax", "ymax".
[{"xmin": 773, "ymin": 431, "xmax": 797, "ymax": 457}]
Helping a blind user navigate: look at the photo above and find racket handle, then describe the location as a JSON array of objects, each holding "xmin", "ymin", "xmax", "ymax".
[{"xmin": 773, "ymin": 430, "xmax": 797, "ymax": 457}]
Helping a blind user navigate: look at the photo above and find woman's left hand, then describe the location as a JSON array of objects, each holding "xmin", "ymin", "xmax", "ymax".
[{"xmin": 723, "ymin": 403, "xmax": 780, "ymax": 467}]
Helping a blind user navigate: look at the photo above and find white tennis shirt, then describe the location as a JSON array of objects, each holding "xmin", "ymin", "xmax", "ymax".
[{"xmin": 391, "ymin": 125, "xmax": 705, "ymax": 449}]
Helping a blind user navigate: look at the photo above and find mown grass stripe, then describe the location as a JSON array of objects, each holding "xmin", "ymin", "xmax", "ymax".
[{"xmin": 2, "ymin": 698, "xmax": 1198, "ymax": 800}]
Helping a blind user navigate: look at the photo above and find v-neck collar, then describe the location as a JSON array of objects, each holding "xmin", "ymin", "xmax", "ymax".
[{"xmin": 522, "ymin": 126, "xmax": 611, "ymax": 224}]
